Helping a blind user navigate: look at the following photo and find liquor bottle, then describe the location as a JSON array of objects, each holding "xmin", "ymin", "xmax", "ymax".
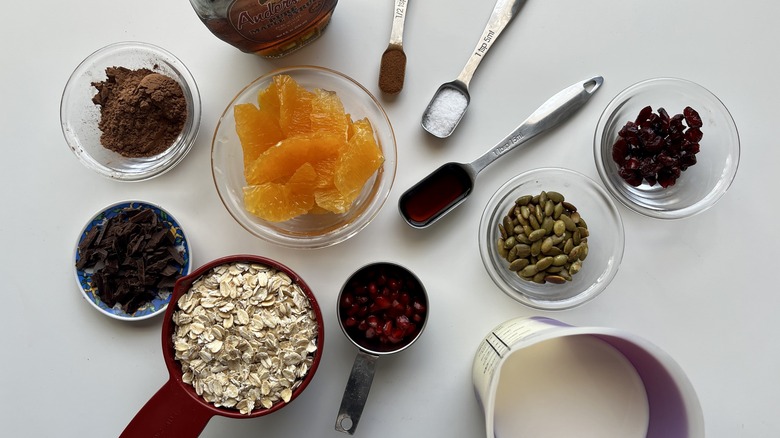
[{"xmin": 189, "ymin": 0, "xmax": 338, "ymax": 58}]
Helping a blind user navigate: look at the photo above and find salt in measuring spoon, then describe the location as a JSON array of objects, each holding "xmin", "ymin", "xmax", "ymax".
[
  {"xmin": 421, "ymin": 0, "xmax": 527, "ymax": 138},
  {"xmin": 400, "ymin": 76, "xmax": 603, "ymax": 228}
]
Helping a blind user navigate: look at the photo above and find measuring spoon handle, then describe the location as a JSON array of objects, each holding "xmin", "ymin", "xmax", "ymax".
[
  {"xmin": 457, "ymin": 0, "xmax": 527, "ymax": 86},
  {"xmin": 470, "ymin": 76, "xmax": 604, "ymax": 174},
  {"xmin": 388, "ymin": 0, "xmax": 409, "ymax": 46}
]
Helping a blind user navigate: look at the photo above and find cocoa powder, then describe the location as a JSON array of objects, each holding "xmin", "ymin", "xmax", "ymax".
[{"xmin": 92, "ymin": 67, "xmax": 187, "ymax": 158}]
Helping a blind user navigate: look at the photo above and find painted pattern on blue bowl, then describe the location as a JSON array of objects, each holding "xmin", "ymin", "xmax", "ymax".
[{"xmin": 74, "ymin": 201, "xmax": 191, "ymax": 320}]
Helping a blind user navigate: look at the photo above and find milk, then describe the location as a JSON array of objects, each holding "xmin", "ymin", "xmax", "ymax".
[{"xmin": 492, "ymin": 335, "xmax": 649, "ymax": 438}]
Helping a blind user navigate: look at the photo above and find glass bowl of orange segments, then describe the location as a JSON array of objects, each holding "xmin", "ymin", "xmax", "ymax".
[{"xmin": 211, "ymin": 66, "xmax": 397, "ymax": 249}]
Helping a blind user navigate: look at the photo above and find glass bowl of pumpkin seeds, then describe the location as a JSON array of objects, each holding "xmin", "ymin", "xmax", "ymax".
[{"xmin": 479, "ymin": 167, "xmax": 625, "ymax": 310}]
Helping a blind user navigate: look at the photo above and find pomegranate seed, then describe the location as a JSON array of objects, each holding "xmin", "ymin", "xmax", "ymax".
[
  {"xmin": 373, "ymin": 296, "xmax": 391, "ymax": 310},
  {"xmin": 339, "ymin": 263, "xmax": 427, "ymax": 350}
]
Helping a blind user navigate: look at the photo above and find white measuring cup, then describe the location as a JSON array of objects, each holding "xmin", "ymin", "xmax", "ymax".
[{"xmin": 473, "ymin": 316, "xmax": 704, "ymax": 438}]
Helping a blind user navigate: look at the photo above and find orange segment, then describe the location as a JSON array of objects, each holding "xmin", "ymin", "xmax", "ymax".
[
  {"xmin": 245, "ymin": 133, "xmax": 342, "ymax": 185},
  {"xmin": 234, "ymin": 75, "xmax": 385, "ymax": 222},
  {"xmin": 334, "ymin": 118, "xmax": 384, "ymax": 201},
  {"xmin": 276, "ymin": 75, "xmax": 314, "ymax": 137},
  {"xmin": 311, "ymin": 89, "xmax": 348, "ymax": 139},
  {"xmin": 243, "ymin": 163, "xmax": 317, "ymax": 222},
  {"xmin": 234, "ymin": 103, "xmax": 283, "ymax": 171},
  {"xmin": 257, "ymin": 80, "xmax": 280, "ymax": 119}
]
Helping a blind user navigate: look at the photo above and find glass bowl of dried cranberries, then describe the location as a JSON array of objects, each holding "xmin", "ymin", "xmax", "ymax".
[
  {"xmin": 479, "ymin": 168, "xmax": 625, "ymax": 311},
  {"xmin": 594, "ymin": 77, "xmax": 740, "ymax": 219}
]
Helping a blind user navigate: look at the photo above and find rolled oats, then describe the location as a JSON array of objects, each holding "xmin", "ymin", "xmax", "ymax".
[{"xmin": 172, "ymin": 262, "xmax": 318, "ymax": 415}]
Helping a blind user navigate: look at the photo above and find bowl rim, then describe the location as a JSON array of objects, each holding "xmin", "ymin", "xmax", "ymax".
[
  {"xmin": 210, "ymin": 64, "xmax": 397, "ymax": 249},
  {"xmin": 73, "ymin": 199, "xmax": 192, "ymax": 321},
  {"xmin": 593, "ymin": 76, "xmax": 741, "ymax": 219},
  {"xmin": 478, "ymin": 167, "xmax": 625, "ymax": 310},
  {"xmin": 60, "ymin": 40, "xmax": 201, "ymax": 182}
]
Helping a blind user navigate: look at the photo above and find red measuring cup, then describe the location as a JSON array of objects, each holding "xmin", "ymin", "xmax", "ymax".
[{"xmin": 119, "ymin": 254, "xmax": 325, "ymax": 438}]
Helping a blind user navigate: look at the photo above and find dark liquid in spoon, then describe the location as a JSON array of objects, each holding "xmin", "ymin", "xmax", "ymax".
[{"xmin": 399, "ymin": 163, "xmax": 472, "ymax": 227}]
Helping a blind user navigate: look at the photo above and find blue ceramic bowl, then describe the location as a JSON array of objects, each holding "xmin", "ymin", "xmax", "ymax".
[{"xmin": 73, "ymin": 200, "xmax": 192, "ymax": 320}]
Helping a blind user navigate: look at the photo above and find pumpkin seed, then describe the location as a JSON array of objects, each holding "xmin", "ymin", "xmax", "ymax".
[
  {"xmin": 542, "ymin": 217, "xmax": 555, "ymax": 234},
  {"xmin": 547, "ymin": 191, "xmax": 564, "ymax": 203},
  {"xmin": 502, "ymin": 217, "xmax": 514, "ymax": 236},
  {"xmin": 553, "ymin": 202, "xmax": 564, "ymax": 219},
  {"xmin": 520, "ymin": 265, "xmax": 538, "ymax": 277},
  {"xmin": 529, "ymin": 214, "xmax": 540, "ymax": 230},
  {"xmin": 540, "ymin": 237, "xmax": 554, "ymax": 254},
  {"xmin": 497, "ymin": 239, "xmax": 508, "ymax": 258},
  {"xmin": 530, "ymin": 239, "xmax": 542, "ymax": 257},
  {"xmin": 560, "ymin": 214, "xmax": 577, "ymax": 232},
  {"xmin": 516, "ymin": 195, "xmax": 532, "ymax": 206},
  {"xmin": 514, "ymin": 244, "xmax": 531, "ymax": 258},
  {"xmin": 504, "ymin": 236, "xmax": 517, "ymax": 249},
  {"xmin": 509, "ymin": 258, "xmax": 530, "ymax": 271},
  {"xmin": 553, "ymin": 254, "xmax": 569, "ymax": 266},
  {"xmin": 544, "ymin": 275, "xmax": 566, "ymax": 284},
  {"xmin": 528, "ymin": 229, "xmax": 547, "ymax": 242},
  {"xmin": 553, "ymin": 220, "xmax": 565, "ymax": 236},
  {"xmin": 536, "ymin": 256, "xmax": 554, "ymax": 271},
  {"xmin": 496, "ymin": 190, "xmax": 590, "ymax": 285}
]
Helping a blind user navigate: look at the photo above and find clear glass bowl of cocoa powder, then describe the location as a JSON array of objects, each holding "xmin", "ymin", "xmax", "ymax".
[{"xmin": 61, "ymin": 41, "xmax": 201, "ymax": 181}]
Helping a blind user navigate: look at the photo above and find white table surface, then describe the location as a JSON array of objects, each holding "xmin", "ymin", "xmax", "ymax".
[{"xmin": 2, "ymin": 0, "xmax": 778, "ymax": 436}]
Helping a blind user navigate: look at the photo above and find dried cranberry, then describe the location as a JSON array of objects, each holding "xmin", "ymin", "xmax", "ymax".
[
  {"xmin": 635, "ymin": 105, "xmax": 653, "ymax": 124},
  {"xmin": 685, "ymin": 127, "xmax": 703, "ymax": 143},
  {"xmin": 613, "ymin": 105, "xmax": 703, "ymax": 187},
  {"xmin": 683, "ymin": 106, "xmax": 703, "ymax": 128},
  {"xmin": 612, "ymin": 138, "xmax": 629, "ymax": 165}
]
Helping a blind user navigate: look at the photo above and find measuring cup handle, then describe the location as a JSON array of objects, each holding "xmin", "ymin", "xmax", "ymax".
[
  {"xmin": 119, "ymin": 378, "xmax": 213, "ymax": 438},
  {"xmin": 335, "ymin": 351, "xmax": 379, "ymax": 434}
]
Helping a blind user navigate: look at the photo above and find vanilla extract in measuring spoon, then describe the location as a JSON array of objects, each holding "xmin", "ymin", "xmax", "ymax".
[
  {"xmin": 421, "ymin": 0, "xmax": 528, "ymax": 138},
  {"xmin": 400, "ymin": 76, "xmax": 603, "ymax": 228}
]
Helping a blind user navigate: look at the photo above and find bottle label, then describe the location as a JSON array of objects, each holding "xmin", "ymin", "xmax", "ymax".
[{"xmin": 228, "ymin": 0, "xmax": 333, "ymax": 42}]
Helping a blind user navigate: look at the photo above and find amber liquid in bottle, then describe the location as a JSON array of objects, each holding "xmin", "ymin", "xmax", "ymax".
[{"xmin": 191, "ymin": 0, "xmax": 338, "ymax": 58}]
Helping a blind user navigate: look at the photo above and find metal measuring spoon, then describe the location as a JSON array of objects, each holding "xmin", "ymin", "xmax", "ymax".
[
  {"xmin": 401, "ymin": 76, "xmax": 603, "ymax": 228},
  {"xmin": 378, "ymin": 0, "xmax": 410, "ymax": 94},
  {"xmin": 334, "ymin": 262, "xmax": 429, "ymax": 435},
  {"xmin": 421, "ymin": 0, "xmax": 528, "ymax": 138}
]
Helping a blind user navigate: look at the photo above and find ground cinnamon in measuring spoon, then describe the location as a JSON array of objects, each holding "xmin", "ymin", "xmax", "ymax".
[
  {"xmin": 378, "ymin": 48, "xmax": 406, "ymax": 94},
  {"xmin": 92, "ymin": 67, "xmax": 187, "ymax": 158}
]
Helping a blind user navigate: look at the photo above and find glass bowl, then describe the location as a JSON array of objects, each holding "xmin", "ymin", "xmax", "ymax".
[
  {"xmin": 212, "ymin": 65, "xmax": 397, "ymax": 249},
  {"xmin": 60, "ymin": 41, "xmax": 201, "ymax": 182},
  {"xmin": 479, "ymin": 168, "xmax": 625, "ymax": 310},
  {"xmin": 73, "ymin": 200, "xmax": 192, "ymax": 321},
  {"xmin": 594, "ymin": 77, "xmax": 740, "ymax": 219}
]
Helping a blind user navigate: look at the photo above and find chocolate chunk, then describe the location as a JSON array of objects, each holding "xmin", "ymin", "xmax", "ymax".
[{"xmin": 76, "ymin": 206, "xmax": 186, "ymax": 314}]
